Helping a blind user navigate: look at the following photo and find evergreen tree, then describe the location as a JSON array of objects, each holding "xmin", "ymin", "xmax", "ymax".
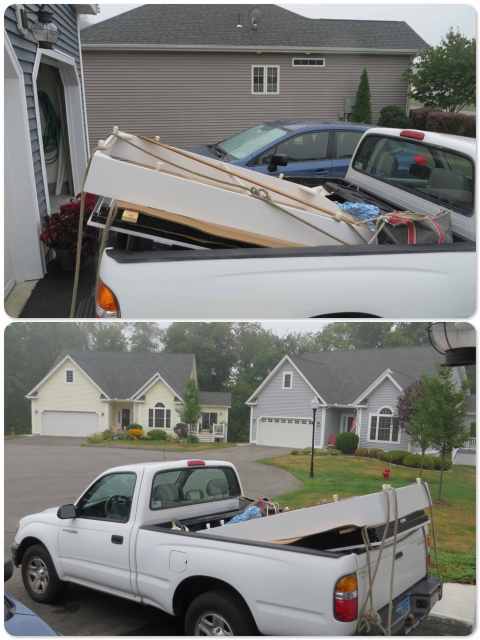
[
  {"xmin": 351, "ymin": 68, "xmax": 372, "ymax": 124},
  {"xmin": 181, "ymin": 379, "xmax": 201, "ymax": 430}
]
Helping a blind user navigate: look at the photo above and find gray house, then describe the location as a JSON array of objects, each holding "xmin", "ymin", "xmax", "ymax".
[
  {"xmin": 81, "ymin": 4, "xmax": 428, "ymax": 149},
  {"xmin": 4, "ymin": 4, "xmax": 98, "ymax": 299},
  {"xmin": 246, "ymin": 346, "xmax": 473, "ymax": 452}
]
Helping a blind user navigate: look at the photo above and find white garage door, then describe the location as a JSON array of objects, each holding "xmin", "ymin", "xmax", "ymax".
[
  {"xmin": 256, "ymin": 417, "xmax": 312, "ymax": 448},
  {"xmin": 41, "ymin": 411, "xmax": 99, "ymax": 436}
]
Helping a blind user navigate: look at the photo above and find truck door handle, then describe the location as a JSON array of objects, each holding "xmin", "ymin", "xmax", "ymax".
[{"xmin": 111, "ymin": 535, "xmax": 123, "ymax": 545}]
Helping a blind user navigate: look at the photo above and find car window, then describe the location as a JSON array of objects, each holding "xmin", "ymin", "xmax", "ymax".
[
  {"xmin": 335, "ymin": 130, "xmax": 363, "ymax": 159},
  {"xmin": 76, "ymin": 472, "xmax": 136, "ymax": 522},
  {"xmin": 275, "ymin": 131, "xmax": 329, "ymax": 162},
  {"xmin": 150, "ymin": 466, "xmax": 241, "ymax": 510},
  {"xmin": 352, "ymin": 134, "xmax": 474, "ymax": 216},
  {"xmin": 218, "ymin": 124, "xmax": 287, "ymax": 160}
]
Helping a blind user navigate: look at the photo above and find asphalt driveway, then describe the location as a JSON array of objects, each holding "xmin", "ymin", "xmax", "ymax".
[{"xmin": 4, "ymin": 437, "xmax": 300, "ymax": 635}]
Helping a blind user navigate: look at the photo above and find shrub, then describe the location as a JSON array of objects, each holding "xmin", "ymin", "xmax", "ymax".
[
  {"xmin": 102, "ymin": 429, "xmax": 113, "ymax": 441},
  {"xmin": 382, "ymin": 450, "xmax": 410, "ymax": 465},
  {"xmin": 147, "ymin": 429, "xmax": 168, "ymax": 441},
  {"xmin": 127, "ymin": 426, "xmax": 144, "ymax": 440},
  {"xmin": 87, "ymin": 432, "xmax": 104, "ymax": 444},
  {"xmin": 367, "ymin": 448, "xmax": 385, "ymax": 459},
  {"xmin": 174, "ymin": 423, "xmax": 188, "ymax": 439},
  {"xmin": 336, "ymin": 432, "xmax": 359, "ymax": 455},
  {"xmin": 378, "ymin": 105, "xmax": 410, "ymax": 128},
  {"xmin": 409, "ymin": 108, "xmax": 475, "ymax": 138},
  {"xmin": 186, "ymin": 434, "xmax": 199, "ymax": 444},
  {"xmin": 434, "ymin": 456, "xmax": 452, "ymax": 471},
  {"xmin": 327, "ymin": 448, "xmax": 341, "ymax": 456},
  {"xmin": 355, "ymin": 447, "xmax": 370, "ymax": 457},
  {"xmin": 290, "ymin": 449, "xmax": 301, "ymax": 455}
]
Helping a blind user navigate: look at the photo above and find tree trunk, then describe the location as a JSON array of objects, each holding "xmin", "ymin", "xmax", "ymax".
[{"xmin": 438, "ymin": 446, "xmax": 446, "ymax": 500}]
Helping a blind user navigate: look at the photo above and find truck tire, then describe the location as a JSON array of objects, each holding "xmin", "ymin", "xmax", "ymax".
[
  {"xmin": 185, "ymin": 589, "xmax": 258, "ymax": 636},
  {"xmin": 21, "ymin": 544, "xmax": 64, "ymax": 604}
]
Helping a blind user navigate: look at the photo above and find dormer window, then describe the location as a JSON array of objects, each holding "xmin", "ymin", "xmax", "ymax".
[
  {"xmin": 65, "ymin": 369, "xmax": 74, "ymax": 383},
  {"xmin": 283, "ymin": 372, "xmax": 293, "ymax": 389}
]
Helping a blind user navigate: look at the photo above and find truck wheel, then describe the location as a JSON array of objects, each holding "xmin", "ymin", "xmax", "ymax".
[
  {"xmin": 21, "ymin": 544, "xmax": 64, "ymax": 604},
  {"xmin": 185, "ymin": 589, "xmax": 258, "ymax": 636}
]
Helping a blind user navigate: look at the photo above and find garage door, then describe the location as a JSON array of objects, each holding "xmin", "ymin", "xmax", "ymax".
[
  {"xmin": 41, "ymin": 411, "xmax": 99, "ymax": 436},
  {"xmin": 256, "ymin": 417, "xmax": 312, "ymax": 448}
]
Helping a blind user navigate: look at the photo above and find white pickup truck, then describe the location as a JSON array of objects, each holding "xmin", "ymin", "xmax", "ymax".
[
  {"xmin": 95, "ymin": 128, "xmax": 475, "ymax": 319},
  {"xmin": 12, "ymin": 459, "xmax": 441, "ymax": 636}
]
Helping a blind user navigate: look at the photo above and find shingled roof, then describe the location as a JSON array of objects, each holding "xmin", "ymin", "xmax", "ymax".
[
  {"xmin": 290, "ymin": 346, "xmax": 444, "ymax": 405},
  {"xmin": 81, "ymin": 4, "xmax": 428, "ymax": 52}
]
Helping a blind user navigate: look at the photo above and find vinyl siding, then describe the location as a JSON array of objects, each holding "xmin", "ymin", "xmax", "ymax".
[
  {"xmin": 31, "ymin": 359, "xmax": 106, "ymax": 434},
  {"xmin": 323, "ymin": 408, "xmax": 341, "ymax": 445},
  {"xmin": 137, "ymin": 379, "xmax": 181, "ymax": 432},
  {"xmin": 359, "ymin": 378, "xmax": 409, "ymax": 451},
  {"xmin": 83, "ymin": 50, "xmax": 411, "ymax": 149},
  {"xmin": 5, "ymin": 5, "xmax": 84, "ymax": 220},
  {"xmin": 250, "ymin": 361, "xmax": 321, "ymax": 446}
]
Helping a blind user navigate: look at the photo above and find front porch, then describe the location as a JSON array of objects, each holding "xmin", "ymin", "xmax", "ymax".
[
  {"xmin": 322, "ymin": 408, "xmax": 357, "ymax": 448},
  {"xmin": 188, "ymin": 421, "xmax": 228, "ymax": 443}
]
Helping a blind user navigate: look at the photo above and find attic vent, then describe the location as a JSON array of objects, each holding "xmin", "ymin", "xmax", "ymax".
[{"xmin": 292, "ymin": 57, "xmax": 326, "ymax": 68}]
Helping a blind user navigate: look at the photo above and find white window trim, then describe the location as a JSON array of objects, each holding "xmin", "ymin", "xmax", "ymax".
[
  {"xmin": 291, "ymin": 57, "xmax": 326, "ymax": 68},
  {"xmin": 367, "ymin": 406, "xmax": 400, "ymax": 444},
  {"xmin": 65, "ymin": 369, "xmax": 74, "ymax": 384},
  {"xmin": 151, "ymin": 404, "xmax": 172, "ymax": 429},
  {"xmin": 251, "ymin": 64, "xmax": 280, "ymax": 95},
  {"xmin": 282, "ymin": 371, "xmax": 293, "ymax": 389}
]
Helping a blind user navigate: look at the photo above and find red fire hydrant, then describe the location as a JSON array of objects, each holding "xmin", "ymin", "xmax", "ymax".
[{"xmin": 383, "ymin": 467, "xmax": 391, "ymax": 480}]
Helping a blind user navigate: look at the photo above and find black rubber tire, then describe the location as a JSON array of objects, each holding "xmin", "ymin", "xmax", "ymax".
[
  {"xmin": 21, "ymin": 544, "xmax": 64, "ymax": 604},
  {"xmin": 185, "ymin": 589, "xmax": 258, "ymax": 636}
]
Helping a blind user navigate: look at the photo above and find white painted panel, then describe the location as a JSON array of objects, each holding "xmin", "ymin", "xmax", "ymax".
[
  {"xmin": 256, "ymin": 418, "xmax": 311, "ymax": 448},
  {"xmin": 41, "ymin": 411, "xmax": 98, "ymax": 436}
]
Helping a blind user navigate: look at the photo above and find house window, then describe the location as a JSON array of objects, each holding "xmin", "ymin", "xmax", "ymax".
[
  {"xmin": 149, "ymin": 403, "xmax": 171, "ymax": 429},
  {"xmin": 292, "ymin": 57, "xmax": 325, "ymax": 67},
  {"xmin": 201, "ymin": 412, "xmax": 218, "ymax": 429},
  {"xmin": 65, "ymin": 369, "xmax": 74, "ymax": 383},
  {"xmin": 252, "ymin": 65, "xmax": 279, "ymax": 95},
  {"xmin": 283, "ymin": 372, "xmax": 293, "ymax": 389},
  {"xmin": 369, "ymin": 407, "xmax": 400, "ymax": 443}
]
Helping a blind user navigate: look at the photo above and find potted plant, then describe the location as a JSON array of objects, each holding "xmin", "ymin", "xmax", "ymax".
[{"xmin": 40, "ymin": 193, "xmax": 98, "ymax": 271}]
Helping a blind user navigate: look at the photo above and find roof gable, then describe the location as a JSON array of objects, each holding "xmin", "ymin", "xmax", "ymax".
[
  {"xmin": 26, "ymin": 354, "xmax": 108, "ymax": 398},
  {"xmin": 81, "ymin": 5, "xmax": 428, "ymax": 52}
]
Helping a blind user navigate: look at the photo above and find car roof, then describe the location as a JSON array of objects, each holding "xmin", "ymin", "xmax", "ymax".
[
  {"xmin": 106, "ymin": 459, "xmax": 235, "ymax": 474},
  {"xmin": 366, "ymin": 127, "xmax": 476, "ymax": 158},
  {"xmin": 265, "ymin": 120, "xmax": 371, "ymax": 133}
]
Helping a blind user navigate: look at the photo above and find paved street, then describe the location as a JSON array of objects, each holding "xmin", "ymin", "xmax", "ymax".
[{"xmin": 4, "ymin": 437, "xmax": 473, "ymax": 636}]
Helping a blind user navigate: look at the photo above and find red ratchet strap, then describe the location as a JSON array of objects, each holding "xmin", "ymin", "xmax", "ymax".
[{"xmin": 386, "ymin": 213, "xmax": 445, "ymax": 245}]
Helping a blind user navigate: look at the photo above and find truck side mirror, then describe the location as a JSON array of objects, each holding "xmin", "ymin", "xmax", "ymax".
[
  {"xmin": 268, "ymin": 154, "xmax": 288, "ymax": 173},
  {"xmin": 57, "ymin": 504, "xmax": 77, "ymax": 519}
]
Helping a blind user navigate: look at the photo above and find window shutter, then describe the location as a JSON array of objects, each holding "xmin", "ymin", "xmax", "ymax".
[
  {"xmin": 148, "ymin": 409, "xmax": 153, "ymax": 428},
  {"xmin": 370, "ymin": 416, "xmax": 377, "ymax": 440},
  {"xmin": 166, "ymin": 410, "xmax": 171, "ymax": 429},
  {"xmin": 392, "ymin": 417, "xmax": 400, "ymax": 442}
]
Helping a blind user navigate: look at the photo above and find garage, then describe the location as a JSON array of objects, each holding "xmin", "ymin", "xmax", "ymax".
[
  {"xmin": 41, "ymin": 411, "xmax": 99, "ymax": 436},
  {"xmin": 256, "ymin": 417, "xmax": 313, "ymax": 448}
]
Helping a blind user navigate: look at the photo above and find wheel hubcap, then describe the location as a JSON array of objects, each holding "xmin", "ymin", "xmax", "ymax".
[
  {"xmin": 27, "ymin": 557, "xmax": 50, "ymax": 594},
  {"xmin": 195, "ymin": 613, "xmax": 234, "ymax": 636}
]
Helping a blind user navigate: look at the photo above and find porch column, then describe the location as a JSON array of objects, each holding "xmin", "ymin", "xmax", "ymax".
[{"xmin": 320, "ymin": 406, "xmax": 327, "ymax": 448}]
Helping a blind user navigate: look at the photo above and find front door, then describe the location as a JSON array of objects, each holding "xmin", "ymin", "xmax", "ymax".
[
  {"xmin": 121, "ymin": 408, "xmax": 131, "ymax": 429},
  {"xmin": 340, "ymin": 414, "xmax": 356, "ymax": 433},
  {"xmin": 58, "ymin": 471, "xmax": 138, "ymax": 596}
]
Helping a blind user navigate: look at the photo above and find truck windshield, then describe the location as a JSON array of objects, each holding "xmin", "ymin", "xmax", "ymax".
[
  {"xmin": 352, "ymin": 134, "xmax": 474, "ymax": 216},
  {"xmin": 218, "ymin": 124, "xmax": 287, "ymax": 160},
  {"xmin": 150, "ymin": 466, "xmax": 241, "ymax": 510}
]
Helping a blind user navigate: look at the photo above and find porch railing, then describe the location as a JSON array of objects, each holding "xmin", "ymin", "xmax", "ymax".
[
  {"xmin": 188, "ymin": 423, "xmax": 226, "ymax": 436},
  {"xmin": 462, "ymin": 437, "xmax": 476, "ymax": 450}
]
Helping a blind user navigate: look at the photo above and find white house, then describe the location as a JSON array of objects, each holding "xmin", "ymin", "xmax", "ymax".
[
  {"xmin": 246, "ymin": 346, "xmax": 474, "ymax": 453},
  {"xmin": 4, "ymin": 4, "xmax": 98, "ymax": 300},
  {"xmin": 26, "ymin": 351, "xmax": 231, "ymax": 442}
]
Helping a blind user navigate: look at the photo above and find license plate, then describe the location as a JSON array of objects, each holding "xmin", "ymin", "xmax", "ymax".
[{"xmin": 396, "ymin": 595, "xmax": 411, "ymax": 619}]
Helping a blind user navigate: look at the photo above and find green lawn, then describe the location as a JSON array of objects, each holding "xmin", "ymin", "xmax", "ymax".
[
  {"xmin": 263, "ymin": 453, "xmax": 475, "ymax": 585},
  {"xmin": 83, "ymin": 439, "xmax": 235, "ymax": 451}
]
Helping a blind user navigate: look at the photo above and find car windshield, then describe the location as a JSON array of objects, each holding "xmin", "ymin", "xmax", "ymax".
[
  {"xmin": 352, "ymin": 134, "xmax": 474, "ymax": 216},
  {"xmin": 218, "ymin": 124, "xmax": 287, "ymax": 160},
  {"xmin": 150, "ymin": 466, "xmax": 241, "ymax": 510}
]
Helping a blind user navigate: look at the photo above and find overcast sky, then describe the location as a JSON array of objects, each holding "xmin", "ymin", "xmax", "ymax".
[{"xmin": 80, "ymin": 2, "xmax": 476, "ymax": 45}]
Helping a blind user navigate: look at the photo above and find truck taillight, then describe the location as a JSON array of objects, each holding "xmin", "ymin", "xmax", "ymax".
[
  {"xmin": 334, "ymin": 574, "xmax": 358, "ymax": 622},
  {"xmin": 187, "ymin": 459, "xmax": 206, "ymax": 467},
  {"xmin": 96, "ymin": 280, "xmax": 120, "ymax": 318}
]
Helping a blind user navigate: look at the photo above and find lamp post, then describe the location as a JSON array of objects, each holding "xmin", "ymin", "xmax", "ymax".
[
  {"xmin": 310, "ymin": 397, "xmax": 321, "ymax": 478},
  {"xmin": 428, "ymin": 322, "xmax": 476, "ymax": 366}
]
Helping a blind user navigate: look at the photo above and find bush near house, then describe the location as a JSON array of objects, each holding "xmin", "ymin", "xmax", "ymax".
[
  {"xmin": 381, "ymin": 450, "xmax": 410, "ymax": 464},
  {"xmin": 127, "ymin": 426, "xmax": 144, "ymax": 439},
  {"xmin": 378, "ymin": 105, "xmax": 410, "ymax": 128},
  {"xmin": 147, "ymin": 429, "xmax": 169, "ymax": 441},
  {"xmin": 409, "ymin": 108, "xmax": 475, "ymax": 137},
  {"xmin": 335, "ymin": 432, "xmax": 359, "ymax": 454},
  {"xmin": 366, "ymin": 448, "xmax": 384, "ymax": 459},
  {"xmin": 186, "ymin": 434, "xmax": 200, "ymax": 444}
]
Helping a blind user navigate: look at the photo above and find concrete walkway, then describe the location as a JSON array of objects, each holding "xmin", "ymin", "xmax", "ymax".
[{"xmin": 431, "ymin": 583, "xmax": 476, "ymax": 626}]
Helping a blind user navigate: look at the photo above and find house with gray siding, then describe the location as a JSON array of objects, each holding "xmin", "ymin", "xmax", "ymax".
[
  {"xmin": 81, "ymin": 4, "xmax": 428, "ymax": 150},
  {"xmin": 247, "ymin": 346, "xmax": 473, "ymax": 452},
  {"xmin": 4, "ymin": 4, "xmax": 98, "ymax": 299}
]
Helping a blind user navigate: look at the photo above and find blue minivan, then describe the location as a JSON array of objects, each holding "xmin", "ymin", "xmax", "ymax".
[{"xmin": 189, "ymin": 120, "xmax": 370, "ymax": 185}]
